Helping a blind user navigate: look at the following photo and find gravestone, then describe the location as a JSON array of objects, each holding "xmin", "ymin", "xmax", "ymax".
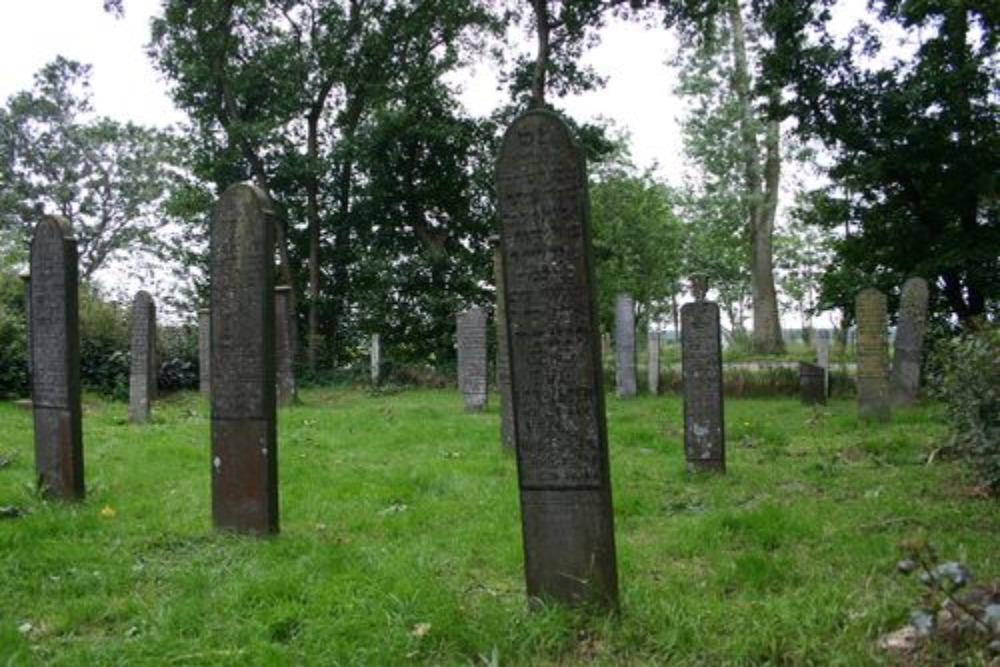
[
  {"xmin": 647, "ymin": 328, "xmax": 660, "ymax": 395},
  {"xmin": 20, "ymin": 271, "xmax": 32, "ymax": 398},
  {"xmin": 456, "ymin": 306, "xmax": 488, "ymax": 411},
  {"xmin": 497, "ymin": 108, "xmax": 618, "ymax": 608},
  {"xmin": 816, "ymin": 329, "xmax": 830, "ymax": 397},
  {"xmin": 492, "ymin": 237, "xmax": 515, "ymax": 450},
  {"xmin": 890, "ymin": 277, "xmax": 929, "ymax": 407},
  {"xmin": 128, "ymin": 291, "xmax": 156, "ymax": 423},
  {"xmin": 614, "ymin": 294, "xmax": 637, "ymax": 397},
  {"xmin": 29, "ymin": 216, "xmax": 84, "ymax": 500},
  {"xmin": 370, "ymin": 334, "xmax": 382, "ymax": 386},
  {"xmin": 681, "ymin": 301, "xmax": 725, "ymax": 472},
  {"xmin": 856, "ymin": 288, "xmax": 890, "ymax": 421},
  {"xmin": 799, "ymin": 362, "xmax": 827, "ymax": 406},
  {"xmin": 210, "ymin": 183, "xmax": 278, "ymax": 534},
  {"xmin": 274, "ymin": 286, "xmax": 296, "ymax": 405},
  {"xmin": 198, "ymin": 309, "xmax": 210, "ymax": 397}
]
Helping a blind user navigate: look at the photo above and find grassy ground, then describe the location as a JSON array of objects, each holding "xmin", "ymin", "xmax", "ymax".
[{"xmin": 0, "ymin": 388, "xmax": 995, "ymax": 665}]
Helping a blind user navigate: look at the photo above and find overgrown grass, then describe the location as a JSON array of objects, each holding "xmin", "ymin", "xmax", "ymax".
[{"xmin": 0, "ymin": 389, "xmax": 995, "ymax": 665}]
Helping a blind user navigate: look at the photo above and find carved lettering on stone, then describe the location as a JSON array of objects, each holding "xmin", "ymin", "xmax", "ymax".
[
  {"xmin": 497, "ymin": 109, "xmax": 618, "ymax": 608},
  {"xmin": 457, "ymin": 306, "xmax": 488, "ymax": 411},
  {"xmin": 128, "ymin": 291, "xmax": 156, "ymax": 423},
  {"xmin": 856, "ymin": 288, "xmax": 890, "ymax": 421},
  {"xmin": 682, "ymin": 301, "xmax": 725, "ymax": 472},
  {"xmin": 890, "ymin": 277, "xmax": 929, "ymax": 407}
]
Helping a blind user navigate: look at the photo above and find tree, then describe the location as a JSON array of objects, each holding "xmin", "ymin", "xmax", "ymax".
[
  {"xmin": 770, "ymin": 1, "xmax": 999, "ymax": 324},
  {"xmin": 0, "ymin": 58, "xmax": 184, "ymax": 282}
]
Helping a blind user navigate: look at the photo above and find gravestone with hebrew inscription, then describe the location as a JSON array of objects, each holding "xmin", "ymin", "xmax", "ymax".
[
  {"xmin": 890, "ymin": 277, "xmax": 929, "ymax": 407},
  {"xmin": 30, "ymin": 216, "xmax": 84, "ymax": 499},
  {"xmin": 497, "ymin": 108, "xmax": 618, "ymax": 609},
  {"xmin": 681, "ymin": 301, "xmax": 725, "ymax": 472},
  {"xmin": 128, "ymin": 291, "xmax": 156, "ymax": 423},
  {"xmin": 647, "ymin": 328, "xmax": 660, "ymax": 395},
  {"xmin": 210, "ymin": 184, "xmax": 278, "ymax": 534},
  {"xmin": 198, "ymin": 309, "xmax": 210, "ymax": 397},
  {"xmin": 492, "ymin": 238, "xmax": 515, "ymax": 449},
  {"xmin": 274, "ymin": 286, "xmax": 296, "ymax": 406},
  {"xmin": 370, "ymin": 334, "xmax": 382, "ymax": 386},
  {"xmin": 799, "ymin": 362, "xmax": 826, "ymax": 406},
  {"xmin": 856, "ymin": 288, "xmax": 890, "ymax": 421},
  {"xmin": 614, "ymin": 294, "xmax": 637, "ymax": 397},
  {"xmin": 457, "ymin": 306, "xmax": 488, "ymax": 411}
]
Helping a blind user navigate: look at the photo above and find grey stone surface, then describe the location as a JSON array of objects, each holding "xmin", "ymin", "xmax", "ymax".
[
  {"xmin": 816, "ymin": 329, "xmax": 830, "ymax": 397},
  {"xmin": 492, "ymin": 239, "xmax": 514, "ymax": 450},
  {"xmin": 890, "ymin": 277, "xmax": 929, "ymax": 407},
  {"xmin": 370, "ymin": 334, "xmax": 382, "ymax": 386},
  {"xmin": 497, "ymin": 108, "xmax": 618, "ymax": 608},
  {"xmin": 29, "ymin": 216, "xmax": 84, "ymax": 500},
  {"xmin": 856, "ymin": 288, "xmax": 891, "ymax": 421},
  {"xmin": 681, "ymin": 301, "xmax": 725, "ymax": 473},
  {"xmin": 210, "ymin": 183, "xmax": 278, "ymax": 534},
  {"xmin": 274, "ymin": 286, "xmax": 296, "ymax": 406},
  {"xmin": 20, "ymin": 272, "xmax": 31, "ymax": 397},
  {"xmin": 614, "ymin": 294, "xmax": 637, "ymax": 397},
  {"xmin": 128, "ymin": 291, "xmax": 156, "ymax": 423},
  {"xmin": 647, "ymin": 328, "xmax": 660, "ymax": 395},
  {"xmin": 799, "ymin": 362, "xmax": 827, "ymax": 406},
  {"xmin": 198, "ymin": 309, "xmax": 210, "ymax": 397},
  {"xmin": 456, "ymin": 306, "xmax": 488, "ymax": 411}
]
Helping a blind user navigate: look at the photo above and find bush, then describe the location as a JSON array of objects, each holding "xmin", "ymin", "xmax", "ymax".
[
  {"xmin": 157, "ymin": 324, "xmax": 198, "ymax": 392},
  {"xmin": 79, "ymin": 288, "xmax": 130, "ymax": 399},
  {"xmin": 0, "ymin": 303, "xmax": 27, "ymax": 398},
  {"xmin": 929, "ymin": 323, "xmax": 1000, "ymax": 495}
]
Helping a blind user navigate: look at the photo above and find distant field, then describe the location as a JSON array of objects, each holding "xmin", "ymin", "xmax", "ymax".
[{"xmin": 0, "ymin": 389, "xmax": 995, "ymax": 665}]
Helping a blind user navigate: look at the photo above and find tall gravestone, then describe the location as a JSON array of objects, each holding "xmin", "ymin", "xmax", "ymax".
[
  {"xmin": 210, "ymin": 184, "xmax": 278, "ymax": 534},
  {"xmin": 492, "ymin": 238, "xmax": 515, "ymax": 450},
  {"xmin": 890, "ymin": 277, "xmax": 929, "ymax": 407},
  {"xmin": 614, "ymin": 293, "xmax": 637, "ymax": 397},
  {"xmin": 681, "ymin": 301, "xmax": 725, "ymax": 472},
  {"xmin": 497, "ymin": 109, "xmax": 618, "ymax": 608},
  {"xmin": 370, "ymin": 334, "xmax": 382, "ymax": 386},
  {"xmin": 20, "ymin": 271, "xmax": 32, "ymax": 397},
  {"xmin": 647, "ymin": 328, "xmax": 661, "ymax": 395},
  {"xmin": 29, "ymin": 216, "xmax": 84, "ymax": 499},
  {"xmin": 274, "ymin": 286, "xmax": 296, "ymax": 406},
  {"xmin": 856, "ymin": 288, "xmax": 890, "ymax": 421},
  {"xmin": 816, "ymin": 329, "xmax": 830, "ymax": 397},
  {"xmin": 198, "ymin": 309, "xmax": 210, "ymax": 397},
  {"xmin": 456, "ymin": 306, "xmax": 488, "ymax": 411},
  {"xmin": 128, "ymin": 291, "xmax": 156, "ymax": 423},
  {"xmin": 799, "ymin": 362, "xmax": 827, "ymax": 406}
]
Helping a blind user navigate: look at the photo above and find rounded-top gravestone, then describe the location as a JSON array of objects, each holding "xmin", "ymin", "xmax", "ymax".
[{"xmin": 890, "ymin": 277, "xmax": 929, "ymax": 407}]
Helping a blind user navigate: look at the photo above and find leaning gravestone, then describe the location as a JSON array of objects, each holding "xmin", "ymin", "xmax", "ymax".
[
  {"xmin": 856, "ymin": 288, "xmax": 891, "ymax": 421},
  {"xmin": 890, "ymin": 277, "xmax": 929, "ymax": 407},
  {"xmin": 614, "ymin": 294, "xmax": 637, "ymax": 397},
  {"xmin": 210, "ymin": 184, "xmax": 278, "ymax": 534},
  {"xmin": 492, "ymin": 237, "xmax": 515, "ymax": 450},
  {"xmin": 497, "ymin": 108, "xmax": 618, "ymax": 608},
  {"xmin": 647, "ymin": 327, "xmax": 661, "ymax": 395},
  {"xmin": 128, "ymin": 291, "xmax": 156, "ymax": 423},
  {"xmin": 799, "ymin": 362, "xmax": 827, "ymax": 406},
  {"xmin": 681, "ymin": 301, "xmax": 725, "ymax": 472},
  {"xmin": 274, "ymin": 286, "xmax": 296, "ymax": 406},
  {"xmin": 456, "ymin": 306, "xmax": 488, "ymax": 411},
  {"xmin": 370, "ymin": 334, "xmax": 382, "ymax": 386},
  {"xmin": 30, "ymin": 216, "xmax": 84, "ymax": 500},
  {"xmin": 198, "ymin": 309, "xmax": 210, "ymax": 397}
]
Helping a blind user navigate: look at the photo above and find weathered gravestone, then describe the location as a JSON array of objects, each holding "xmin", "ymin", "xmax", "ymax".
[
  {"xmin": 198, "ymin": 309, "xmax": 210, "ymax": 397},
  {"xmin": 492, "ymin": 237, "xmax": 515, "ymax": 450},
  {"xmin": 799, "ymin": 362, "xmax": 827, "ymax": 406},
  {"xmin": 29, "ymin": 216, "xmax": 84, "ymax": 499},
  {"xmin": 497, "ymin": 108, "xmax": 618, "ymax": 608},
  {"xmin": 274, "ymin": 286, "xmax": 296, "ymax": 406},
  {"xmin": 614, "ymin": 294, "xmax": 637, "ymax": 397},
  {"xmin": 456, "ymin": 306, "xmax": 488, "ymax": 412},
  {"xmin": 856, "ymin": 288, "xmax": 891, "ymax": 421},
  {"xmin": 681, "ymin": 301, "xmax": 725, "ymax": 473},
  {"xmin": 816, "ymin": 329, "xmax": 830, "ymax": 397},
  {"xmin": 210, "ymin": 184, "xmax": 278, "ymax": 534},
  {"xmin": 890, "ymin": 277, "xmax": 929, "ymax": 407},
  {"xmin": 128, "ymin": 291, "xmax": 157, "ymax": 423},
  {"xmin": 370, "ymin": 334, "xmax": 382, "ymax": 386},
  {"xmin": 647, "ymin": 327, "xmax": 660, "ymax": 395},
  {"xmin": 20, "ymin": 271, "xmax": 32, "ymax": 399}
]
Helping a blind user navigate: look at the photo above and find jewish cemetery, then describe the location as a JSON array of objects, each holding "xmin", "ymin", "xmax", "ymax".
[{"xmin": 0, "ymin": 2, "xmax": 996, "ymax": 664}]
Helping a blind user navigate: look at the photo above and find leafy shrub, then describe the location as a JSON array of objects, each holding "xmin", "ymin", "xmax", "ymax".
[
  {"xmin": 157, "ymin": 324, "xmax": 198, "ymax": 392},
  {"xmin": 79, "ymin": 288, "xmax": 130, "ymax": 399},
  {"xmin": 0, "ymin": 303, "xmax": 27, "ymax": 397},
  {"xmin": 928, "ymin": 323, "xmax": 999, "ymax": 495}
]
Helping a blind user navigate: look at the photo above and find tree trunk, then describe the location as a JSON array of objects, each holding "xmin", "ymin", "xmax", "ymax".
[
  {"xmin": 727, "ymin": 0, "xmax": 784, "ymax": 354},
  {"xmin": 530, "ymin": 0, "xmax": 550, "ymax": 107},
  {"xmin": 305, "ymin": 107, "xmax": 323, "ymax": 373}
]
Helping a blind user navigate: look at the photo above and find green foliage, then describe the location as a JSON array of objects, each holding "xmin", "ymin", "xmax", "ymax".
[
  {"xmin": 78, "ymin": 287, "xmax": 130, "ymax": 400},
  {"xmin": 928, "ymin": 324, "xmax": 1000, "ymax": 494},
  {"xmin": 157, "ymin": 324, "xmax": 199, "ymax": 393},
  {"xmin": 0, "ymin": 272, "xmax": 27, "ymax": 397}
]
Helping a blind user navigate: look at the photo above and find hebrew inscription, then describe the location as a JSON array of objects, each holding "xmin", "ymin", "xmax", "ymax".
[{"xmin": 682, "ymin": 301, "xmax": 725, "ymax": 472}]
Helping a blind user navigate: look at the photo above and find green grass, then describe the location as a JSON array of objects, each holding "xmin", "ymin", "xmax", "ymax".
[{"xmin": 0, "ymin": 389, "xmax": 995, "ymax": 665}]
